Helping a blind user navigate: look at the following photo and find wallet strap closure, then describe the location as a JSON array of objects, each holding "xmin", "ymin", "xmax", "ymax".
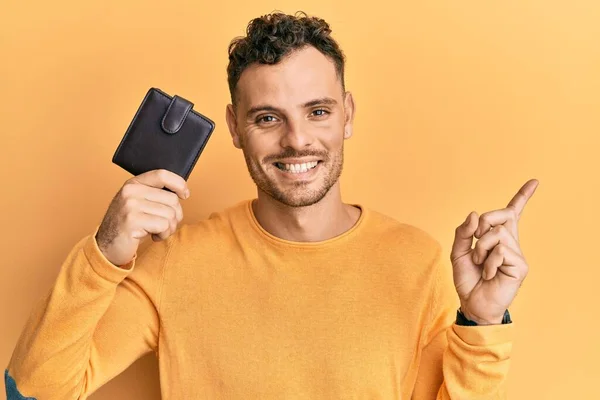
[{"xmin": 161, "ymin": 95, "xmax": 194, "ymax": 134}]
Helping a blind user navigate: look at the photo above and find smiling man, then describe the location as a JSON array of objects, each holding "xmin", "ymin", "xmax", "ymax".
[
  {"xmin": 6, "ymin": 11, "xmax": 538, "ymax": 400},
  {"xmin": 226, "ymin": 41, "xmax": 358, "ymax": 242}
]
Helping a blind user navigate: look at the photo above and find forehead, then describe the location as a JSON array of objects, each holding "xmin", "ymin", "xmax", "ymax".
[{"xmin": 236, "ymin": 46, "xmax": 341, "ymax": 108}]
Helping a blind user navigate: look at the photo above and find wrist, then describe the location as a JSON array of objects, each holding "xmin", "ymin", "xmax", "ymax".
[
  {"xmin": 94, "ymin": 233, "xmax": 134, "ymax": 268},
  {"xmin": 457, "ymin": 308, "xmax": 511, "ymax": 326}
]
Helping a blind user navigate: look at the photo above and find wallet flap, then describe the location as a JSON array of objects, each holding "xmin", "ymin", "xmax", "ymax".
[{"xmin": 161, "ymin": 95, "xmax": 194, "ymax": 134}]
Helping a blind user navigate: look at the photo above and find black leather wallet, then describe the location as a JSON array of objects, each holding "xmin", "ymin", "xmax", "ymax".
[{"xmin": 112, "ymin": 87, "xmax": 215, "ymax": 180}]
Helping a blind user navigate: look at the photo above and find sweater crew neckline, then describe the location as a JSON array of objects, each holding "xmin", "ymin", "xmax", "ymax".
[{"xmin": 244, "ymin": 199, "xmax": 368, "ymax": 249}]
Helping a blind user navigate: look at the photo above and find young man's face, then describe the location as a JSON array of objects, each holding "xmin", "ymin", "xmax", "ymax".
[{"xmin": 226, "ymin": 45, "xmax": 355, "ymax": 207}]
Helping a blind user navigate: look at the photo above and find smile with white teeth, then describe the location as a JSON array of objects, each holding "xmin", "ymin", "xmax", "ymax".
[{"xmin": 275, "ymin": 161, "xmax": 319, "ymax": 173}]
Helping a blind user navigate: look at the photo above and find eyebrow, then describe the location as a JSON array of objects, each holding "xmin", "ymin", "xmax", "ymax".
[{"xmin": 246, "ymin": 97, "xmax": 338, "ymax": 118}]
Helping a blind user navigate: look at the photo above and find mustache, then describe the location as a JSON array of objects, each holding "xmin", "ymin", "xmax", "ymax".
[{"xmin": 263, "ymin": 148, "xmax": 329, "ymax": 164}]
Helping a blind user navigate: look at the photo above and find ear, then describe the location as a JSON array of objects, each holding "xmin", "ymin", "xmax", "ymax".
[
  {"xmin": 226, "ymin": 104, "xmax": 242, "ymax": 149},
  {"xmin": 343, "ymin": 91, "xmax": 355, "ymax": 140}
]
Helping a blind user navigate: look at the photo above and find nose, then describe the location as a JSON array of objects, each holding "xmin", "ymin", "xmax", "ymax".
[{"xmin": 279, "ymin": 118, "xmax": 313, "ymax": 150}]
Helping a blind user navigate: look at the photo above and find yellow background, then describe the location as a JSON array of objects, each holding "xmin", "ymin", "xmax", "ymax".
[{"xmin": 1, "ymin": 0, "xmax": 599, "ymax": 398}]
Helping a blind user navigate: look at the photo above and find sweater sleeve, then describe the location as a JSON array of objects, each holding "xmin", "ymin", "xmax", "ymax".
[
  {"xmin": 412, "ymin": 246, "xmax": 513, "ymax": 400},
  {"xmin": 5, "ymin": 228, "xmax": 173, "ymax": 400}
]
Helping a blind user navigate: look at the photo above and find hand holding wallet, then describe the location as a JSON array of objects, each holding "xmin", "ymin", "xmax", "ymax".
[{"xmin": 112, "ymin": 87, "xmax": 215, "ymax": 180}]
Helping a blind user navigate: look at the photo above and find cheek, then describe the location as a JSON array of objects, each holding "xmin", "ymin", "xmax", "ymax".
[
  {"xmin": 330, "ymin": 115, "xmax": 348, "ymax": 140},
  {"xmin": 240, "ymin": 128, "xmax": 260, "ymax": 150},
  {"xmin": 241, "ymin": 134, "xmax": 274, "ymax": 162},
  {"xmin": 327, "ymin": 126, "xmax": 346, "ymax": 147}
]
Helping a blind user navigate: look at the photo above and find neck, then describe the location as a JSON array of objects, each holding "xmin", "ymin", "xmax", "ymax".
[{"xmin": 252, "ymin": 182, "xmax": 362, "ymax": 242}]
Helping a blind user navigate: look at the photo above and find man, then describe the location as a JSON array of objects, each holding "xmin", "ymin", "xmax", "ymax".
[{"xmin": 6, "ymin": 11, "xmax": 538, "ymax": 399}]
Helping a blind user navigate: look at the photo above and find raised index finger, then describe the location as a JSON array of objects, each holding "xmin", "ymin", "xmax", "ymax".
[{"xmin": 507, "ymin": 178, "xmax": 539, "ymax": 217}]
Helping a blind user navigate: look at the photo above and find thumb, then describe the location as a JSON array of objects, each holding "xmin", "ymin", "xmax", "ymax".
[{"xmin": 450, "ymin": 212, "xmax": 478, "ymax": 262}]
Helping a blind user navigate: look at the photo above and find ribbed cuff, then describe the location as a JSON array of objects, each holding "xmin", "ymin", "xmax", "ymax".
[
  {"xmin": 452, "ymin": 322, "xmax": 514, "ymax": 346},
  {"xmin": 82, "ymin": 227, "xmax": 136, "ymax": 284}
]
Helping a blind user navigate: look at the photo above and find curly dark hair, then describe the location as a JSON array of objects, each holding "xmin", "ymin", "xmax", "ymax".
[{"xmin": 227, "ymin": 11, "xmax": 346, "ymax": 106}]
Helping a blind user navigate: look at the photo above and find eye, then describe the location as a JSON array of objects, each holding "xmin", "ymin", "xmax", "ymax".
[
  {"xmin": 256, "ymin": 115, "xmax": 278, "ymax": 124},
  {"xmin": 312, "ymin": 109, "xmax": 329, "ymax": 117}
]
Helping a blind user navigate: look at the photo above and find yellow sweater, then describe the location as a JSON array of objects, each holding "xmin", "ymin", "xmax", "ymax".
[{"xmin": 6, "ymin": 200, "xmax": 513, "ymax": 399}]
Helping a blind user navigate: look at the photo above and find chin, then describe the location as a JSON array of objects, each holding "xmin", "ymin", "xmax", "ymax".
[
  {"xmin": 275, "ymin": 193, "xmax": 327, "ymax": 208},
  {"xmin": 268, "ymin": 179, "xmax": 335, "ymax": 208}
]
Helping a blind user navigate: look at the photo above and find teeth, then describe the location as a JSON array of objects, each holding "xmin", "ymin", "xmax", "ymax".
[{"xmin": 277, "ymin": 161, "xmax": 319, "ymax": 173}]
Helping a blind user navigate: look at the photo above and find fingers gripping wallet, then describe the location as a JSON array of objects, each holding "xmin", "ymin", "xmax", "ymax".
[{"xmin": 112, "ymin": 88, "xmax": 215, "ymax": 180}]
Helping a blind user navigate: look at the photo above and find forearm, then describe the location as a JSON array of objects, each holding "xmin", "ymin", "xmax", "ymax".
[{"xmin": 6, "ymin": 233, "xmax": 134, "ymax": 399}]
